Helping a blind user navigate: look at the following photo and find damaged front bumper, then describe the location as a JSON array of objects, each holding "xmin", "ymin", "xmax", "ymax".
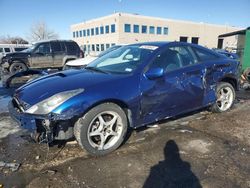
[{"xmin": 8, "ymin": 100, "xmax": 75, "ymax": 143}]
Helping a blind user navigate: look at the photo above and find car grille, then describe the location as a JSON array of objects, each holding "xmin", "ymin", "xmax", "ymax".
[
  {"xmin": 12, "ymin": 97, "xmax": 30, "ymax": 112},
  {"xmin": 12, "ymin": 97, "xmax": 24, "ymax": 112}
]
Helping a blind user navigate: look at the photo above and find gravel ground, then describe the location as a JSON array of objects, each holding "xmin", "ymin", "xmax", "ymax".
[{"xmin": 0, "ymin": 81, "xmax": 250, "ymax": 188}]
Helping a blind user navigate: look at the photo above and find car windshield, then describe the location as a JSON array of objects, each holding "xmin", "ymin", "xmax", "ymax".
[
  {"xmin": 22, "ymin": 43, "xmax": 38, "ymax": 52},
  {"xmin": 98, "ymin": 45, "xmax": 122, "ymax": 57},
  {"xmin": 86, "ymin": 45, "xmax": 157, "ymax": 74}
]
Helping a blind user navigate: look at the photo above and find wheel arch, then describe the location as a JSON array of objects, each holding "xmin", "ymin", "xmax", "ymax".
[
  {"xmin": 63, "ymin": 56, "xmax": 77, "ymax": 65},
  {"xmin": 8, "ymin": 60, "xmax": 28, "ymax": 72},
  {"xmin": 219, "ymin": 76, "xmax": 238, "ymax": 90},
  {"xmin": 83, "ymin": 99, "xmax": 134, "ymax": 128}
]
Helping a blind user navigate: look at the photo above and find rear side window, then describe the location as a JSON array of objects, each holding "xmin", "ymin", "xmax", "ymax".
[
  {"xmin": 4, "ymin": 48, "xmax": 11, "ymax": 52},
  {"xmin": 0, "ymin": 48, "xmax": 3, "ymax": 53},
  {"xmin": 66, "ymin": 42, "xmax": 79, "ymax": 54},
  {"xmin": 51, "ymin": 42, "xmax": 63, "ymax": 53},
  {"xmin": 192, "ymin": 47, "xmax": 219, "ymax": 61}
]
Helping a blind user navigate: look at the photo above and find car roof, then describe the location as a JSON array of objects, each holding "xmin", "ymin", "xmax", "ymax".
[
  {"xmin": 127, "ymin": 41, "xmax": 204, "ymax": 48},
  {"xmin": 33, "ymin": 39, "xmax": 75, "ymax": 45},
  {"xmin": 129, "ymin": 41, "xmax": 170, "ymax": 47}
]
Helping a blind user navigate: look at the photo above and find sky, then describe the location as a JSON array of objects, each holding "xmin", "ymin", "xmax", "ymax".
[{"xmin": 0, "ymin": 0, "xmax": 249, "ymax": 41}]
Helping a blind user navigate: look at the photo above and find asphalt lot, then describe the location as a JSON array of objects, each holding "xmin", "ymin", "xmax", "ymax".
[{"xmin": 0, "ymin": 80, "xmax": 250, "ymax": 188}]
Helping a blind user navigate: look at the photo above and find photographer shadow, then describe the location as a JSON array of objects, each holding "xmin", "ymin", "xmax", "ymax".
[{"xmin": 143, "ymin": 140, "xmax": 202, "ymax": 188}]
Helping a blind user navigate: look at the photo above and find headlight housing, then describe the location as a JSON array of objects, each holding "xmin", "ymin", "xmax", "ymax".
[{"xmin": 25, "ymin": 88, "xmax": 84, "ymax": 115}]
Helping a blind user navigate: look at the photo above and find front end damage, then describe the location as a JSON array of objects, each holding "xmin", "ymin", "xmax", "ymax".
[{"xmin": 8, "ymin": 97, "xmax": 77, "ymax": 144}]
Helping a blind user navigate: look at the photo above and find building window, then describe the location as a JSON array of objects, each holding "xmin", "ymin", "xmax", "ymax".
[
  {"xmin": 101, "ymin": 44, "xmax": 104, "ymax": 51},
  {"xmin": 79, "ymin": 30, "xmax": 82, "ymax": 37},
  {"xmin": 180, "ymin": 36, "xmax": 188, "ymax": 42},
  {"xmin": 191, "ymin": 37, "xmax": 199, "ymax": 44},
  {"xmin": 96, "ymin": 44, "xmax": 100, "ymax": 51},
  {"xmin": 157, "ymin": 27, "xmax": 162, "ymax": 35},
  {"xmin": 91, "ymin": 28, "xmax": 94, "ymax": 36},
  {"xmin": 133, "ymin": 25, "xmax": 139, "ymax": 33},
  {"xmin": 106, "ymin": 43, "xmax": 110, "ymax": 49},
  {"xmin": 142, "ymin": 25, "xmax": 147, "ymax": 34},
  {"xmin": 149, "ymin": 26, "xmax": 155, "ymax": 34},
  {"xmin": 100, "ymin": 26, "xmax": 104, "ymax": 34},
  {"xmin": 83, "ymin": 30, "xmax": 86, "ymax": 36},
  {"xmin": 163, "ymin": 27, "xmax": 168, "ymax": 35},
  {"xmin": 76, "ymin": 31, "xmax": 79, "ymax": 38},
  {"xmin": 92, "ymin": 44, "xmax": 95, "ymax": 51},
  {"xmin": 87, "ymin": 29, "xmax": 90, "ymax": 36},
  {"xmin": 83, "ymin": 45, "xmax": 87, "ymax": 51},
  {"xmin": 105, "ymin": 25, "xmax": 109, "ymax": 34},
  {"xmin": 95, "ymin": 27, "xmax": 99, "ymax": 35},
  {"xmin": 111, "ymin": 24, "xmax": 115, "ymax": 33},
  {"xmin": 124, "ymin": 24, "xmax": 131, "ymax": 33},
  {"xmin": 73, "ymin": 31, "xmax": 75, "ymax": 38}
]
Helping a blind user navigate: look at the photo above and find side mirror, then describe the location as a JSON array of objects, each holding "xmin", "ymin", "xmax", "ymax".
[{"xmin": 145, "ymin": 68, "xmax": 164, "ymax": 80}]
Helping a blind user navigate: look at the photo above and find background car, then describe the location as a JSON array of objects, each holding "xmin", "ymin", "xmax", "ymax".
[
  {"xmin": 213, "ymin": 48, "xmax": 239, "ymax": 60},
  {"xmin": 9, "ymin": 42, "xmax": 239, "ymax": 156},
  {"xmin": 1, "ymin": 40, "xmax": 83, "ymax": 74},
  {"xmin": 0, "ymin": 44, "xmax": 30, "ymax": 61},
  {"xmin": 63, "ymin": 44, "xmax": 124, "ymax": 70}
]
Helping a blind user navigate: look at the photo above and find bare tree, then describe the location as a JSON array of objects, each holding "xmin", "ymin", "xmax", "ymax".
[
  {"xmin": 28, "ymin": 21, "xmax": 59, "ymax": 42},
  {"xmin": 0, "ymin": 35, "xmax": 29, "ymax": 44}
]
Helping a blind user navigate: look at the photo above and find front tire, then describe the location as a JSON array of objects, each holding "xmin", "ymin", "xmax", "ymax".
[
  {"xmin": 211, "ymin": 82, "xmax": 235, "ymax": 113},
  {"xmin": 9, "ymin": 62, "xmax": 27, "ymax": 74},
  {"xmin": 74, "ymin": 103, "xmax": 128, "ymax": 156}
]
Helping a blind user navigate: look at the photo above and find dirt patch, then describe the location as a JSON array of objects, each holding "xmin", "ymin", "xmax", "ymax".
[{"xmin": 0, "ymin": 90, "xmax": 250, "ymax": 187}]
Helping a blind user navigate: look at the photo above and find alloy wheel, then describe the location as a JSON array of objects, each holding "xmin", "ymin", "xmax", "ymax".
[
  {"xmin": 87, "ymin": 111, "xmax": 123, "ymax": 150},
  {"xmin": 216, "ymin": 86, "xmax": 234, "ymax": 111}
]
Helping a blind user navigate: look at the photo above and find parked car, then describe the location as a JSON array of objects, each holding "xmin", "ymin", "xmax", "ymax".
[
  {"xmin": 0, "ymin": 44, "xmax": 30, "ymax": 61},
  {"xmin": 213, "ymin": 48, "xmax": 239, "ymax": 60},
  {"xmin": 1, "ymin": 40, "xmax": 83, "ymax": 74},
  {"xmin": 9, "ymin": 42, "xmax": 239, "ymax": 156},
  {"xmin": 63, "ymin": 45, "xmax": 124, "ymax": 70}
]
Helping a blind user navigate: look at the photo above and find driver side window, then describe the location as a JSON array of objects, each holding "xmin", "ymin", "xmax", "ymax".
[
  {"xmin": 35, "ymin": 43, "xmax": 51, "ymax": 54},
  {"xmin": 151, "ymin": 46, "xmax": 195, "ymax": 72}
]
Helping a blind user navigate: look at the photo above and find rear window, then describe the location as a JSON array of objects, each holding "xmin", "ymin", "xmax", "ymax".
[
  {"xmin": 4, "ymin": 48, "xmax": 11, "ymax": 52},
  {"xmin": 192, "ymin": 47, "xmax": 219, "ymax": 61},
  {"xmin": 66, "ymin": 42, "xmax": 79, "ymax": 54}
]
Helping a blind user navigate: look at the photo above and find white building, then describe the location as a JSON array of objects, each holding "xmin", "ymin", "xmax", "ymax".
[{"xmin": 71, "ymin": 12, "xmax": 241, "ymax": 53}]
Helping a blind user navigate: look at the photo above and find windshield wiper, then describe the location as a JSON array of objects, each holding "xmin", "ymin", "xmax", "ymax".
[{"xmin": 85, "ymin": 66, "xmax": 108, "ymax": 74}]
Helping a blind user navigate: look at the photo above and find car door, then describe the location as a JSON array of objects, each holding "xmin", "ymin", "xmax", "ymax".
[
  {"xmin": 30, "ymin": 42, "xmax": 53, "ymax": 68},
  {"xmin": 51, "ymin": 41, "xmax": 65, "ymax": 67},
  {"xmin": 140, "ymin": 45, "xmax": 205, "ymax": 124}
]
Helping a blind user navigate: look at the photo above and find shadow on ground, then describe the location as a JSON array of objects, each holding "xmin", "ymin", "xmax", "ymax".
[{"xmin": 143, "ymin": 140, "xmax": 202, "ymax": 188}]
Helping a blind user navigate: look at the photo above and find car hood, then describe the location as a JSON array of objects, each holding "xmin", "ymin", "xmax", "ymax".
[
  {"xmin": 15, "ymin": 69, "xmax": 128, "ymax": 106},
  {"xmin": 66, "ymin": 56, "xmax": 97, "ymax": 66},
  {"xmin": 4, "ymin": 51, "xmax": 31, "ymax": 59}
]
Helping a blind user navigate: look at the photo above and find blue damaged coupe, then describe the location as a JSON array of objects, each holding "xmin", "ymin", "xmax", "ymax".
[{"xmin": 9, "ymin": 42, "xmax": 239, "ymax": 155}]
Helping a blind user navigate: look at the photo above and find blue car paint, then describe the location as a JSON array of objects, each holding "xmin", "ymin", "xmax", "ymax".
[{"xmin": 9, "ymin": 42, "xmax": 239, "ymax": 134}]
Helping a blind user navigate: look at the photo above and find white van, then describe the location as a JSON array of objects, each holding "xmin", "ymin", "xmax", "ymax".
[{"xmin": 0, "ymin": 44, "xmax": 31, "ymax": 60}]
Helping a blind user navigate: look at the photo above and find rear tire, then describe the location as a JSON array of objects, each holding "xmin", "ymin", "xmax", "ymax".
[
  {"xmin": 74, "ymin": 103, "xmax": 128, "ymax": 156},
  {"xmin": 9, "ymin": 62, "xmax": 27, "ymax": 74},
  {"xmin": 211, "ymin": 82, "xmax": 235, "ymax": 113}
]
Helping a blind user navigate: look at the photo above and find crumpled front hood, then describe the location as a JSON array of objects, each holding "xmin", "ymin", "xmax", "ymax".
[
  {"xmin": 15, "ymin": 69, "xmax": 126, "ymax": 106},
  {"xmin": 5, "ymin": 52, "xmax": 31, "ymax": 58}
]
